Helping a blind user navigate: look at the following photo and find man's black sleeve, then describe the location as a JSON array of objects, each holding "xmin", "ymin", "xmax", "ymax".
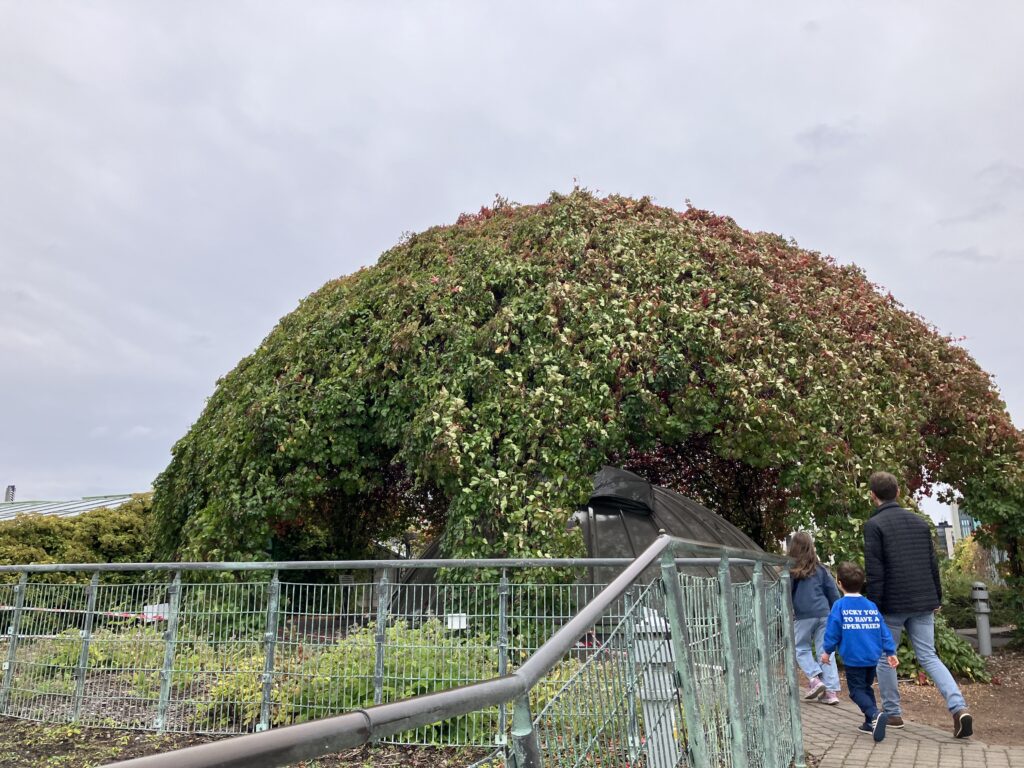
[{"xmin": 864, "ymin": 521, "xmax": 885, "ymax": 607}]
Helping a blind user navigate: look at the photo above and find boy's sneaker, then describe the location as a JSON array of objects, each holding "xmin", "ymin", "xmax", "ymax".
[
  {"xmin": 856, "ymin": 722, "xmax": 872, "ymax": 734},
  {"xmin": 872, "ymin": 713, "xmax": 889, "ymax": 742},
  {"xmin": 821, "ymin": 691, "xmax": 840, "ymax": 705},
  {"xmin": 953, "ymin": 709, "xmax": 973, "ymax": 739},
  {"xmin": 804, "ymin": 677, "xmax": 826, "ymax": 700},
  {"xmin": 887, "ymin": 715, "xmax": 904, "ymax": 729}
]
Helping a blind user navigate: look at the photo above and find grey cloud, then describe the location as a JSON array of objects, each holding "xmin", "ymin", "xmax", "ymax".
[
  {"xmin": 795, "ymin": 121, "xmax": 862, "ymax": 153},
  {"xmin": 978, "ymin": 162, "xmax": 1024, "ymax": 191},
  {"xmin": 937, "ymin": 202, "xmax": 1005, "ymax": 225},
  {"xmin": 932, "ymin": 247, "xmax": 1001, "ymax": 264}
]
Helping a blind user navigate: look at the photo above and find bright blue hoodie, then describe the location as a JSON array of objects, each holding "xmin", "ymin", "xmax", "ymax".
[{"xmin": 822, "ymin": 594, "xmax": 896, "ymax": 667}]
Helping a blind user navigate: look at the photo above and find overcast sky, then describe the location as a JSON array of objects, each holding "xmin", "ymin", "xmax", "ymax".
[{"xmin": 2, "ymin": 3, "xmax": 1021, "ymax": 521}]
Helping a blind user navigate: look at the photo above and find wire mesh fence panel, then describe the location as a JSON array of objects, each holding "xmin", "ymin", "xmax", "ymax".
[
  {"xmin": 273, "ymin": 579, "xmax": 376, "ymax": 729},
  {"xmin": 162, "ymin": 579, "xmax": 269, "ymax": 733},
  {"xmin": 762, "ymin": 578, "xmax": 796, "ymax": 765},
  {"xmin": 75, "ymin": 580, "xmax": 173, "ymax": 729},
  {"xmin": 732, "ymin": 581, "xmax": 768, "ymax": 768},
  {"xmin": 532, "ymin": 580, "xmax": 682, "ymax": 768},
  {"xmin": 0, "ymin": 554, "xmax": 803, "ymax": 768},
  {"xmin": 1, "ymin": 580, "xmax": 91, "ymax": 722},
  {"xmin": 383, "ymin": 581, "xmax": 503, "ymax": 746},
  {"xmin": 676, "ymin": 572, "xmax": 730, "ymax": 768}
]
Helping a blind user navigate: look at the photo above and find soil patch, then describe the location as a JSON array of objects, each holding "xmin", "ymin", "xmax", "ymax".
[
  {"xmin": 894, "ymin": 648, "xmax": 1024, "ymax": 744},
  {"xmin": 0, "ymin": 720, "xmax": 490, "ymax": 767}
]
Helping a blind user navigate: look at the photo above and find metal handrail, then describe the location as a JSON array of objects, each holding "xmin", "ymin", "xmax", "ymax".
[
  {"xmin": 0, "ymin": 552, "xmax": 783, "ymax": 575},
  {"xmin": 103, "ymin": 536, "xmax": 789, "ymax": 768}
]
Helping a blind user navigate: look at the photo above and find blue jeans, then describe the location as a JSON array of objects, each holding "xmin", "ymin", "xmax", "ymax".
[
  {"xmin": 845, "ymin": 665, "xmax": 879, "ymax": 724},
  {"xmin": 794, "ymin": 616, "xmax": 840, "ymax": 691},
  {"xmin": 876, "ymin": 611, "xmax": 966, "ymax": 716}
]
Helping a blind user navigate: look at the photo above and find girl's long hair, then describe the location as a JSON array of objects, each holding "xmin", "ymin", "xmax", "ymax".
[{"xmin": 789, "ymin": 531, "xmax": 820, "ymax": 579}]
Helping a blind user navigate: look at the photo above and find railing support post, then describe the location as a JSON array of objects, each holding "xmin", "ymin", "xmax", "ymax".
[
  {"xmin": 622, "ymin": 588, "xmax": 642, "ymax": 763},
  {"xmin": 751, "ymin": 563, "xmax": 782, "ymax": 768},
  {"xmin": 717, "ymin": 556, "xmax": 749, "ymax": 768},
  {"xmin": 508, "ymin": 694, "xmax": 542, "ymax": 768},
  {"xmin": 257, "ymin": 570, "xmax": 281, "ymax": 732},
  {"xmin": 154, "ymin": 571, "xmax": 182, "ymax": 732},
  {"xmin": 373, "ymin": 570, "xmax": 390, "ymax": 707},
  {"xmin": 779, "ymin": 569, "xmax": 807, "ymax": 768},
  {"xmin": 0, "ymin": 572, "xmax": 28, "ymax": 715},
  {"xmin": 496, "ymin": 569, "xmax": 510, "ymax": 745},
  {"xmin": 71, "ymin": 572, "xmax": 100, "ymax": 722},
  {"xmin": 661, "ymin": 551, "xmax": 711, "ymax": 768}
]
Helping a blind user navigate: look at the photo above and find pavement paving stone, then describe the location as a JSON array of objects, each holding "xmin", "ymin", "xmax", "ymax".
[{"xmin": 798, "ymin": 696, "xmax": 1024, "ymax": 767}]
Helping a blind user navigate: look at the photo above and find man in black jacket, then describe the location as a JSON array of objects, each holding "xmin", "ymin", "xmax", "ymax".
[{"xmin": 864, "ymin": 471, "xmax": 973, "ymax": 739}]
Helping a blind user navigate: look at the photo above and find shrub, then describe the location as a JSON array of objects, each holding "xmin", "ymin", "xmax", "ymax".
[{"xmin": 0, "ymin": 495, "xmax": 155, "ymax": 584}]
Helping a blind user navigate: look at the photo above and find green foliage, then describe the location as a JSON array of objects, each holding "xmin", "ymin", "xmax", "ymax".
[
  {"xmin": 290, "ymin": 618, "xmax": 499, "ymax": 742},
  {"xmin": 940, "ymin": 562, "xmax": 1016, "ymax": 630},
  {"xmin": 895, "ymin": 613, "xmax": 990, "ymax": 683},
  {"xmin": 0, "ymin": 495, "xmax": 154, "ymax": 583},
  {"xmin": 151, "ymin": 190, "xmax": 1024, "ymax": 593}
]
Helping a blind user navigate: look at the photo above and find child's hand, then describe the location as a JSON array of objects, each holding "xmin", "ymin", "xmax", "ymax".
[
  {"xmin": 886, "ymin": 655, "xmax": 899, "ymax": 669},
  {"xmin": 820, "ymin": 652, "xmax": 830, "ymax": 665}
]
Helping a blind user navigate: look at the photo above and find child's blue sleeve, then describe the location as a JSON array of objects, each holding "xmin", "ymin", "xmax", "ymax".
[{"xmin": 822, "ymin": 603, "xmax": 842, "ymax": 654}]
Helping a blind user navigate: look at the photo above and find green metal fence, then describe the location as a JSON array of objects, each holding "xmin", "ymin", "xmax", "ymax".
[{"xmin": 1, "ymin": 539, "xmax": 804, "ymax": 768}]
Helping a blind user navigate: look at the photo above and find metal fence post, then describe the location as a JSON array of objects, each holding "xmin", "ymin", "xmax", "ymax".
[
  {"xmin": 373, "ymin": 570, "xmax": 391, "ymax": 706},
  {"xmin": 0, "ymin": 572, "xmax": 28, "ymax": 715},
  {"xmin": 496, "ymin": 569, "xmax": 510, "ymax": 745},
  {"xmin": 508, "ymin": 694, "xmax": 542, "ymax": 768},
  {"xmin": 71, "ymin": 572, "xmax": 101, "ymax": 722},
  {"xmin": 660, "ymin": 551, "xmax": 711, "ymax": 768},
  {"xmin": 778, "ymin": 569, "xmax": 807, "ymax": 768},
  {"xmin": 154, "ymin": 571, "xmax": 183, "ymax": 732},
  {"xmin": 622, "ymin": 588, "xmax": 642, "ymax": 764},
  {"xmin": 717, "ymin": 556, "xmax": 749, "ymax": 768},
  {"xmin": 751, "ymin": 563, "xmax": 781, "ymax": 768},
  {"xmin": 257, "ymin": 570, "xmax": 281, "ymax": 732}
]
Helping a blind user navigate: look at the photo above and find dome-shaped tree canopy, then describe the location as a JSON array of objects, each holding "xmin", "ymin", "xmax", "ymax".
[{"xmin": 153, "ymin": 191, "xmax": 1024, "ymax": 568}]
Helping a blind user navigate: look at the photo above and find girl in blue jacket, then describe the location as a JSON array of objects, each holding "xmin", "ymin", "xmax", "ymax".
[{"xmin": 789, "ymin": 531, "xmax": 841, "ymax": 704}]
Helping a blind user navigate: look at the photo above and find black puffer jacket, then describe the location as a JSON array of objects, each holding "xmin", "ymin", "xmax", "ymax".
[{"xmin": 864, "ymin": 501, "xmax": 942, "ymax": 614}]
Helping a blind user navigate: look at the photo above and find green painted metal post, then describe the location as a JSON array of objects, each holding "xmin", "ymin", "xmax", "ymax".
[
  {"xmin": 257, "ymin": 571, "xmax": 281, "ymax": 732},
  {"xmin": 508, "ymin": 695, "xmax": 542, "ymax": 768},
  {"xmin": 373, "ymin": 570, "xmax": 390, "ymax": 706},
  {"xmin": 496, "ymin": 569, "xmax": 509, "ymax": 745},
  {"xmin": 751, "ymin": 563, "xmax": 782, "ymax": 768},
  {"xmin": 779, "ymin": 569, "xmax": 808, "ymax": 768},
  {"xmin": 71, "ymin": 572, "xmax": 100, "ymax": 722},
  {"xmin": 0, "ymin": 572, "xmax": 28, "ymax": 715},
  {"xmin": 622, "ymin": 588, "xmax": 642, "ymax": 764},
  {"xmin": 154, "ymin": 571, "xmax": 183, "ymax": 732},
  {"xmin": 660, "ymin": 551, "xmax": 711, "ymax": 768},
  {"xmin": 717, "ymin": 556, "xmax": 749, "ymax": 768}
]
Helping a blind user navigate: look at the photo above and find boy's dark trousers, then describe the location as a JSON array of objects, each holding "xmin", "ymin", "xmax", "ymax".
[{"xmin": 845, "ymin": 665, "xmax": 880, "ymax": 724}]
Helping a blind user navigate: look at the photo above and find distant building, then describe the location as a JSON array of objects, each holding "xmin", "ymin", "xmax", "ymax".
[{"xmin": 0, "ymin": 494, "xmax": 135, "ymax": 525}]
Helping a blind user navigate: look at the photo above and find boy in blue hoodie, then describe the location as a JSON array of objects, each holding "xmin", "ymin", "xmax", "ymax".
[{"xmin": 820, "ymin": 561, "xmax": 900, "ymax": 742}]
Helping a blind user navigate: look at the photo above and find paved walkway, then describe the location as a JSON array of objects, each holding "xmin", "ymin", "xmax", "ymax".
[{"xmin": 800, "ymin": 698, "xmax": 1024, "ymax": 768}]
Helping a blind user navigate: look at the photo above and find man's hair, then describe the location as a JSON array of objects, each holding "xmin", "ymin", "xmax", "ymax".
[
  {"xmin": 836, "ymin": 561, "xmax": 866, "ymax": 593},
  {"xmin": 869, "ymin": 471, "xmax": 899, "ymax": 502}
]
